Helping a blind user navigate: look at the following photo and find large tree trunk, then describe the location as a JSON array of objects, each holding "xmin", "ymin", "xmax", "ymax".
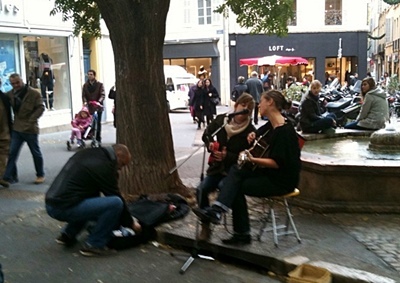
[{"xmin": 97, "ymin": 0, "xmax": 189, "ymax": 199}]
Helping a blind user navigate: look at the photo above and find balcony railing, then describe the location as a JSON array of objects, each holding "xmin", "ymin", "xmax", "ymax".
[{"xmin": 325, "ymin": 10, "xmax": 342, "ymax": 25}]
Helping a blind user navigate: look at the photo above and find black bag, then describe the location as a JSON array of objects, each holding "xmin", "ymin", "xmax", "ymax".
[
  {"xmin": 108, "ymin": 88, "xmax": 116, "ymax": 99},
  {"xmin": 210, "ymin": 97, "xmax": 220, "ymax": 105},
  {"xmin": 128, "ymin": 194, "xmax": 189, "ymax": 227},
  {"xmin": 231, "ymin": 89, "xmax": 239, "ymax": 102}
]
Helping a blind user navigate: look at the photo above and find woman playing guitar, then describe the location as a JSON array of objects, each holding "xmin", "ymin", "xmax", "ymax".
[{"xmin": 193, "ymin": 90, "xmax": 302, "ymax": 245}]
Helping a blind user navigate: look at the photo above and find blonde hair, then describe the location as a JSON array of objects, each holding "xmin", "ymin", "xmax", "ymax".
[{"xmin": 310, "ymin": 80, "xmax": 322, "ymax": 89}]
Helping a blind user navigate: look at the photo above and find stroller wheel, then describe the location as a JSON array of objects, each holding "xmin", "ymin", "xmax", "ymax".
[
  {"xmin": 81, "ymin": 140, "xmax": 86, "ymax": 148},
  {"xmin": 91, "ymin": 140, "xmax": 97, "ymax": 148},
  {"xmin": 66, "ymin": 141, "xmax": 71, "ymax": 151}
]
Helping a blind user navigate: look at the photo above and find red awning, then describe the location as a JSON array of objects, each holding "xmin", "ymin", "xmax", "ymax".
[{"xmin": 239, "ymin": 55, "xmax": 308, "ymax": 66}]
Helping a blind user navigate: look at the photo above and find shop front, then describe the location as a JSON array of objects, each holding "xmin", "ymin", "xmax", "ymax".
[
  {"xmin": 0, "ymin": 0, "xmax": 82, "ymax": 132},
  {"xmin": 229, "ymin": 32, "xmax": 368, "ymax": 90},
  {"xmin": 163, "ymin": 39, "xmax": 220, "ymax": 94}
]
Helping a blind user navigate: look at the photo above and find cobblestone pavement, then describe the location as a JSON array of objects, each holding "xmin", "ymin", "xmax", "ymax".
[{"xmin": 327, "ymin": 214, "xmax": 400, "ymax": 273}]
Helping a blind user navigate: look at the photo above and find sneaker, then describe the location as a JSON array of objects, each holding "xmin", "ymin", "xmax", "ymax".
[
  {"xmin": 55, "ymin": 233, "xmax": 77, "ymax": 247},
  {"xmin": 34, "ymin": 176, "xmax": 45, "ymax": 184},
  {"xmin": 79, "ymin": 242, "xmax": 117, "ymax": 257},
  {"xmin": 222, "ymin": 234, "xmax": 252, "ymax": 245},
  {"xmin": 70, "ymin": 139, "xmax": 75, "ymax": 145},
  {"xmin": 0, "ymin": 179, "xmax": 9, "ymax": 188}
]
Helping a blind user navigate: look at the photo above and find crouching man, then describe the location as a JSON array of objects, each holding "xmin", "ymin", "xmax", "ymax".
[{"xmin": 45, "ymin": 144, "xmax": 141, "ymax": 257}]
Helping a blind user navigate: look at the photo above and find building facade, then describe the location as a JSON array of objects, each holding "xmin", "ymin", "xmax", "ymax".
[
  {"xmin": 0, "ymin": 0, "xmax": 88, "ymax": 132},
  {"xmin": 369, "ymin": 0, "xmax": 400, "ymax": 82},
  {"xmin": 165, "ymin": 0, "xmax": 369, "ymax": 104}
]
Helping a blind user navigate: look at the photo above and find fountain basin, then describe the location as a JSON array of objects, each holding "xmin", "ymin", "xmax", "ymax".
[{"xmin": 294, "ymin": 130, "xmax": 400, "ymax": 213}]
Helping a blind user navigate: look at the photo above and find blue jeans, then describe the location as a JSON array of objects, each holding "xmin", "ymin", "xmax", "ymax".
[
  {"xmin": 302, "ymin": 113, "xmax": 336, "ymax": 133},
  {"xmin": 46, "ymin": 196, "xmax": 123, "ymax": 248},
  {"xmin": 3, "ymin": 131, "xmax": 44, "ymax": 181},
  {"xmin": 344, "ymin": 121, "xmax": 375, "ymax": 130},
  {"xmin": 197, "ymin": 173, "xmax": 226, "ymax": 208}
]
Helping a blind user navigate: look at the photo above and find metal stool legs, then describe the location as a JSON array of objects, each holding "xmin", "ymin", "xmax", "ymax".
[{"xmin": 258, "ymin": 189, "xmax": 301, "ymax": 247}]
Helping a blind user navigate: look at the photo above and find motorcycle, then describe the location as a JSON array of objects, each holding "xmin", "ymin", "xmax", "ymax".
[
  {"xmin": 388, "ymin": 91, "xmax": 400, "ymax": 118},
  {"xmin": 324, "ymin": 80, "xmax": 362, "ymax": 127}
]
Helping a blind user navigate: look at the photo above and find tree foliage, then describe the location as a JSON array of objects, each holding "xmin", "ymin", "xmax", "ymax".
[
  {"xmin": 50, "ymin": 0, "xmax": 101, "ymax": 38},
  {"xmin": 216, "ymin": 0, "xmax": 294, "ymax": 36}
]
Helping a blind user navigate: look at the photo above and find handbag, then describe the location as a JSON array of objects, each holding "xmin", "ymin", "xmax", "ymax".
[{"xmin": 210, "ymin": 97, "xmax": 220, "ymax": 105}]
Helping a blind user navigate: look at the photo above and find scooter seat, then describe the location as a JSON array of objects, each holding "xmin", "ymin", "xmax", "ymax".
[{"xmin": 326, "ymin": 98, "xmax": 352, "ymax": 111}]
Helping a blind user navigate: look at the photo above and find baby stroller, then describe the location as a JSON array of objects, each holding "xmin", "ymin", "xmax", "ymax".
[
  {"xmin": 82, "ymin": 101, "xmax": 103, "ymax": 148},
  {"xmin": 67, "ymin": 106, "xmax": 92, "ymax": 151},
  {"xmin": 66, "ymin": 101, "xmax": 102, "ymax": 150}
]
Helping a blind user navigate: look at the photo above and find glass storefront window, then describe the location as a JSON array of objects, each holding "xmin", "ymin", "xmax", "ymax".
[
  {"xmin": 0, "ymin": 35, "xmax": 19, "ymax": 93},
  {"xmin": 23, "ymin": 36, "xmax": 71, "ymax": 111}
]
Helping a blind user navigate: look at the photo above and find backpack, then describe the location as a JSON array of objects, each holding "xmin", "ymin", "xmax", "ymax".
[{"xmin": 231, "ymin": 89, "xmax": 239, "ymax": 102}]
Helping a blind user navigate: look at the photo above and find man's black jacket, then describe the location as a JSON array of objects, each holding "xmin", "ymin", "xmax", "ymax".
[{"xmin": 45, "ymin": 147, "xmax": 133, "ymax": 227}]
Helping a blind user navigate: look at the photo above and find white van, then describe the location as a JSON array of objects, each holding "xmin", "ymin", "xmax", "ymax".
[{"xmin": 164, "ymin": 65, "xmax": 197, "ymax": 112}]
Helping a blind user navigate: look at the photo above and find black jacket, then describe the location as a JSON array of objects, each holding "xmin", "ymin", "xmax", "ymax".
[
  {"xmin": 45, "ymin": 147, "xmax": 133, "ymax": 227},
  {"xmin": 231, "ymin": 83, "xmax": 248, "ymax": 101},
  {"xmin": 202, "ymin": 114, "xmax": 256, "ymax": 175},
  {"xmin": 299, "ymin": 92, "xmax": 323, "ymax": 132}
]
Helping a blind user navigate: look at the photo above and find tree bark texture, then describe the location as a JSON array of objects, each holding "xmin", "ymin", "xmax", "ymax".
[{"xmin": 96, "ymin": 0, "xmax": 188, "ymax": 198}]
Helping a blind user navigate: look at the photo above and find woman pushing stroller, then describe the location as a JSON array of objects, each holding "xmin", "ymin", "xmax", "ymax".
[{"xmin": 67, "ymin": 107, "xmax": 92, "ymax": 149}]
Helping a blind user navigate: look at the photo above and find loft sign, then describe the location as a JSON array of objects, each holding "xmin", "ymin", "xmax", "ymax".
[
  {"xmin": 0, "ymin": 0, "xmax": 20, "ymax": 14},
  {"xmin": 268, "ymin": 45, "xmax": 296, "ymax": 52}
]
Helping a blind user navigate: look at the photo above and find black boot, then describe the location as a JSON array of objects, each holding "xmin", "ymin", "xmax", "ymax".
[
  {"xmin": 222, "ymin": 233, "xmax": 251, "ymax": 245},
  {"xmin": 192, "ymin": 205, "xmax": 223, "ymax": 225}
]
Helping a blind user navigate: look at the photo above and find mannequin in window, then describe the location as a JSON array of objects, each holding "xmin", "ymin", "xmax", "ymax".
[{"xmin": 38, "ymin": 53, "xmax": 55, "ymax": 110}]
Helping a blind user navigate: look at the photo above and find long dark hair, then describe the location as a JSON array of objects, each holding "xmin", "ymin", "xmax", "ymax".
[
  {"xmin": 361, "ymin": 77, "xmax": 376, "ymax": 96},
  {"xmin": 262, "ymin": 90, "xmax": 292, "ymax": 111}
]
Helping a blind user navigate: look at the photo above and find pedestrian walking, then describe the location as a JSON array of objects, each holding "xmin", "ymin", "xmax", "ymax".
[
  {"xmin": 245, "ymin": 71, "xmax": 263, "ymax": 125},
  {"xmin": 1, "ymin": 73, "xmax": 45, "ymax": 186},
  {"xmin": 203, "ymin": 78, "xmax": 220, "ymax": 126}
]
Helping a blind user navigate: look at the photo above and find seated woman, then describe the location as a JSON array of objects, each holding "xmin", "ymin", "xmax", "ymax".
[
  {"xmin": 193, "ymin": 90, "xmax": 301, "ymax": 245},
  {"xmin": 344, "ymin": 77, "xmax": 389, "ymax": 130},
  {"xmin": 196, "ymin": 93, "xmax": 256, "ymax": 241},
  {"xmin": 300, "ymin": 80, "xmax": 336, "ymax": 134}
]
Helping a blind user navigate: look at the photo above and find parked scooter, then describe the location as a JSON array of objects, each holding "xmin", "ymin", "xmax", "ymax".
[
  {"xmin": 324, "ymin": 80, "xmax": 362, "ymax": 127},
  {"xmin": 388, "ymin": 91, "xmax": 400, "ymax": 118}
]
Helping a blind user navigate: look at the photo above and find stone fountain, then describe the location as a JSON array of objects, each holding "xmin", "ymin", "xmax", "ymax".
[{"xmin": 294, "ymin": 121, "xmax": 400, "ymax": 213}]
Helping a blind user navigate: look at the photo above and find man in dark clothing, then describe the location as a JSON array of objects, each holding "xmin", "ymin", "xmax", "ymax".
[
  {"xmin": 82, "ymin": 70, "xmax": 105, "ymax": 144},
  {"xmin": 245, "ymin": 71, "xmax": 263, "ymax": 125},
  {"xmin": 45, "ymin": 144, "xmax": 141, "ymax": 257},
  {"xmin": 231, "ymin": 76, "xmax": 247, "ymax": 102}
]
